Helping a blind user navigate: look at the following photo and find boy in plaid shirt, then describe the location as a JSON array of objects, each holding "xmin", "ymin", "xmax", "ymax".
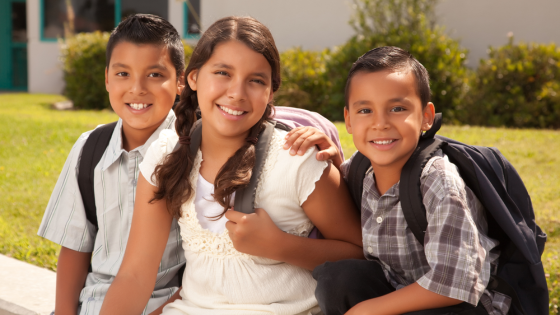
[{"xmin": 311, "ymin": 47, "xmax": 511, "ymax": 315}]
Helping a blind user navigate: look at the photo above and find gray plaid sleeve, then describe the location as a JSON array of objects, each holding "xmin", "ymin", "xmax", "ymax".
[{"xmin": 416, "ymin": 156, "xmax": 492, "ymax": 305}]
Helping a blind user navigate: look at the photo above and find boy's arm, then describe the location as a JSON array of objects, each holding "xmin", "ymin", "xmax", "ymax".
[
  {"xmin": 283, "ymin": 126, "xmax": 344, "ymax": 169},
  {"xmin": 345, "ymin": 282, "xmax": 462, "ymax": 315},
  {"xmin": 55, "ymin": 247, "xmax": 91, "ymax": 315},
  {"xmin": 347, "ymin": 157, "xmax": 494, "ymax": 315}
]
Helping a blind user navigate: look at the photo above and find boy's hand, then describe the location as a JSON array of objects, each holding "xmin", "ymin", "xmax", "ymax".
[
  {"xmin": 283, "ymin": 127, "xmax": 343, "ymax": 169},
  {"xmin": 225, "ymin": 208, "xmax": 284, "ymax": 259}
]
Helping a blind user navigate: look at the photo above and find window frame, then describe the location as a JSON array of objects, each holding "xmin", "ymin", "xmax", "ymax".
[
  {"xmin": 183, "ymin": 0, "xmax": 200, "ymax": 40},
  {"xmin": 40, "ymin": 0, "xmax": 120, "ymax": 42},
  {"xmin": 40, "ymin": 0, "xmax": 185, "ymax": 42}
]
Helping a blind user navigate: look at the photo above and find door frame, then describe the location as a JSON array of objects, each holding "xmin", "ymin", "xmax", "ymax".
[{"xmin": 0, "ymin": 0, "xmax": 28, "ymax": 91}]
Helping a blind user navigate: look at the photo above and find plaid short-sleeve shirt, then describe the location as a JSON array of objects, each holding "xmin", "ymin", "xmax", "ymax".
[{"xmin": 341, "ymin": 151, "xmax": 511, "ymax": 315}]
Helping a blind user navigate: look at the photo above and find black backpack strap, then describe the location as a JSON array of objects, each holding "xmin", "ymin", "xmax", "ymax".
[
  {"xmin": 400, "ymin": 113, "xmax": 445, "ymax": 246},
  {"xmin": 173, "ymin": 121, "xmax": 278, "ymax": 214},
  {"xmin": 473, "ymin": 147, "xmax": 507, "ymax": 189},
  {"xmin": 78, "ymin": 121, "xmax": 118, "ymax": 231},
  {"xmin": 234, "ymin": 121, "xmax": 277, "ymax": 214},
  {"xmin": 347, "ymin": 152, "xmax": 371, "ymax": 211},
  {"xmin": 400, "ymin": 137, "xmax": 446, "ymax": 246},
  {"xmin": 273, "ymin": 120, "xmax": 292, "ymax": 132}
]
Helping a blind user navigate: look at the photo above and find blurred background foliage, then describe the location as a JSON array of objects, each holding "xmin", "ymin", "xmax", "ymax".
[
  {"xmin": 60, "ymin": 0, "xmax": 560, "ymax": 129},
  {"xmin": 465, "ymin": 36, "xmax": 560, "ymax": 129}
]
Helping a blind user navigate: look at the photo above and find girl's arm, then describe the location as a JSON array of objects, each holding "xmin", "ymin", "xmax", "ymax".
[
  {"xmin": 226, "ymin": 163, "xmax": 364, "ymax": 270},
  {"xmin": 100, "ymin": 174, "xmax": 173, "ymax": 315}
]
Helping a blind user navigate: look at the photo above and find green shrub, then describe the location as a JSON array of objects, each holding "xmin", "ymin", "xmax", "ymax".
[
  {"xmin": 61, "ymin": 32, "xmax": 194, "ymax": 110},
  {"xmin": 320, "ymin": 25, "xmax": 470, "ymax": 122},
  {"xmin": 465, "ymin": 37, "xmax": 560, "ymax": 129},
  {"xmin": 61, "ymin": 31, "xmax": 111, "ymax": 110},
  {"xmin": 280, "ymin": 0, "xmax": 471, "ymax": 122},
  {"xmin": 276, "ymin": 48, "xmax": 329, "ymax": 111}
]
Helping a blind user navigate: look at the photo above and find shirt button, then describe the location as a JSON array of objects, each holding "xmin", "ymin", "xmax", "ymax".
[
  {"xmin": 367, "ymin": 246, "xmax": 373, "ymax": 254},
  {"xmin": 376, "ymin": 217, "xmax": 383, "ymax": 223}
]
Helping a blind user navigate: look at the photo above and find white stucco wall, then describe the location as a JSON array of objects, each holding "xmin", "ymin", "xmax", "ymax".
[
  {"xmin": 437, "ymin": 0, "xmax": 560, "ymax": 66},
  {"xmin": 200, "ymin": 0, "xmax": 355, "ymax": 51},
  {"xmin": 27, "ymin": 0, "xmax": 64, "ymax": 94},
  {"xmin": 169, "ymin": 0, "xmax": 185, "ymax": 38},
  {"xmin": 26, "ymin": 0, "xmax": 560, "ymax": 94}
]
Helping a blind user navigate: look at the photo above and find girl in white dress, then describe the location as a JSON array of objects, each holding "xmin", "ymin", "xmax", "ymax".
[{"xmin": 101, "ymin": 16, "xmax": 362, "ymax": 315}]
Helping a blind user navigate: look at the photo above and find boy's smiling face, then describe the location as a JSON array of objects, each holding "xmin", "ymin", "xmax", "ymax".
[
  {"xmin": 105, "ymin": 41, "xmax": 184, "ymax": 149},
  {"xmin": 344, "ymin": 69, "xmax": 435, "ymax": 173}
]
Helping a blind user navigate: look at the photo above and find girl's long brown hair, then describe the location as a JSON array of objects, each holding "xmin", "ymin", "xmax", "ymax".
[{"xmin": 151, "ymin": 16, "xmax": 281, "ymax": 219}]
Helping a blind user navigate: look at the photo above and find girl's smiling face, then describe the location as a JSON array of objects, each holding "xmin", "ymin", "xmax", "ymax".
[{"xmin": 187, "ymin": 40, "xmax": 274, "ymax": 140}]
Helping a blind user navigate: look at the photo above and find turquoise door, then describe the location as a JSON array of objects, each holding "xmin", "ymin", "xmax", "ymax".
[{"xmin": 0, "ymin": 0, "xmax": 27, "ymax": 91}]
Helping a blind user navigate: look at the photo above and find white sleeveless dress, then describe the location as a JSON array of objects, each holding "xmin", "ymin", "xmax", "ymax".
[{"xmin": 139, "ymin": 128, "xmax": 328, "ymax": 315}]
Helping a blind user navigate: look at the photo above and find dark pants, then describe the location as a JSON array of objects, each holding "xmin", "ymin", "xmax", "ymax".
[{"xmin": 312, "ymin": 259, "xmax": 489, "ymax": 315}]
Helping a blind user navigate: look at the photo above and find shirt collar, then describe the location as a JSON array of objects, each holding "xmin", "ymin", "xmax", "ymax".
[
  {"xmin": 101, "ymin": 110, "xmax": 176, "ymax": 170},
  {"xmin": 366, "ymin": 167, "xmax": 400, "ymax": 199}
]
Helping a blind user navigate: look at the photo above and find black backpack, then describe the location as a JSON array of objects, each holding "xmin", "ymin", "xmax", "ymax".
[{"xmin": 347, "ymin": 113, "xmax": 548, "ymax": 315}]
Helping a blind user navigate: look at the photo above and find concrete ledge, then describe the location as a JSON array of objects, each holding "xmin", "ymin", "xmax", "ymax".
[{"xmin": 0, "ymin": 254, "xmax": 55, "ymax": 315}]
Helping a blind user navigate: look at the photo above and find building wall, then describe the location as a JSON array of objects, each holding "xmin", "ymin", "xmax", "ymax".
[
  {"xmin": 200, "ymin": 0, "xmax": 355, "ymax": 51},
  {"xmin": 200, "ymin": 0, "xmax": 560, "ymax": 66},
  {"xmin": 169, "ymin": 0, "xmax": 185, "ymax": 38},
  {"xmin": 27, "ymin": 0, "xmax": 64, "ymax": 94},
  {"xmin": 26, "ymin": 0, "xmax": 560, "ymax": 94},
  {"xmin": 437, "ymin": 0, "xmax": 560, "ymax": 66}
]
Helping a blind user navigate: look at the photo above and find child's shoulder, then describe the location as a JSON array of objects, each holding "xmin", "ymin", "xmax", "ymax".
[
  {"xmin": 339, "ymin": 151, "xmax": 362, "ymax": 181},
  {"xmin": 273, "ymin": 128, "xmax": 324, "ymax": 166},
  {"xmin": 151, "ymin": 128, "xmax": 179, "ymax": 154},
  {"xmin": 420, "ymin": 149, "xmax": 468, "ymax": 203}
]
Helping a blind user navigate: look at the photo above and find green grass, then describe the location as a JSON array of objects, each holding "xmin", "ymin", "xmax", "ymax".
[
  {"xmin": 0, "ymin": 93, "xmax": 118, "ymax": 270},
  {"xmin": 1, "ymin": 94, "xmax": 559, "ymax": 312}
]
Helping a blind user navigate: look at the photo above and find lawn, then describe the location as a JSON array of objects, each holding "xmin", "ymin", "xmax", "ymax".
[{"xmin": 1, "ymin": 94, "xmax": 559, "ymax": 312}]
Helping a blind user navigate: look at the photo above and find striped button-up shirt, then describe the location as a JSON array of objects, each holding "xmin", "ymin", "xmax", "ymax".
[
  {"xmin": 341, "ymin": 150, "xmax": 511, "ymax": 315},
  {"xmin": 38, "ymin": 110, "xmax": 184, "ymax": 315}
]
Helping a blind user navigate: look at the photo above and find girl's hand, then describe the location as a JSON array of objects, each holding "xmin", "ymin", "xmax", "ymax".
[
  {"xmin": 283, "ymin": 127, "xmax": 343, "ymax": 169},
  {"xmin": 225, "ymin": 208, "xmax": 284, "ymax": 258}
]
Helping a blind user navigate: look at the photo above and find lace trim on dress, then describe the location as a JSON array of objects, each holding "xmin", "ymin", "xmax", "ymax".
[
  {"xmin": 177, "ymin": 129, "xmax": 315, "ymax": 258},
  {"xmin": 177, "ymin": 150, "xmax": 251, "ymax": 258},
  {"xmin": 254, "ymin": 128, "xmax": 283, "ymax": 206}
]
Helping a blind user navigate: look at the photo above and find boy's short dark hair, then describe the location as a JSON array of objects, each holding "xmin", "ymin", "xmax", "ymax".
[
  {"xmin": 345, "ymin": 46, "xmax": 431, "ymax": 108},
  {"xmin": 106, "ymin": 14, "xmax": 185, "ymax": 78}
]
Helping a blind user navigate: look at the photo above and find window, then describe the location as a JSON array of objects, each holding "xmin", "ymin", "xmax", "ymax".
[
  {"xmin": 42, "ymin": 0, "xmax": 115, "ymax": 40},
  {"xmin": 120, "ymin": 0, "xmax": 167, "ymax": 21},
  {"xmin": 41, "ymin": 0, "xmax": 169, "ymax": 41},
  {"xmin": 184, "ymin": 0, "xmax": 200, "ymax": 39}
]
